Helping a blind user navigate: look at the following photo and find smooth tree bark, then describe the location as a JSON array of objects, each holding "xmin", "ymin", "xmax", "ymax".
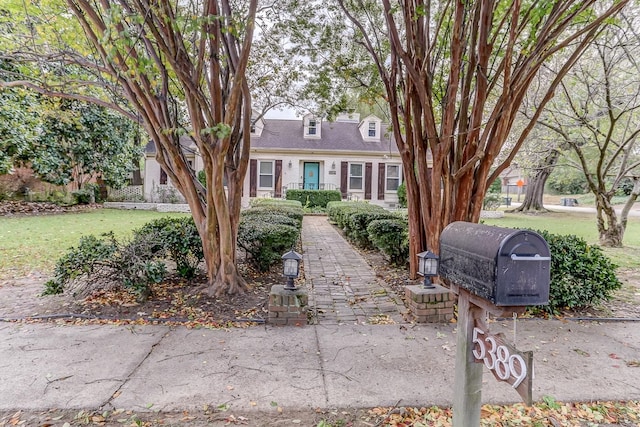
[
  {"xmin": 1, "ymin": 1, "xmax": 257, "ymax": 295},
  {"xmin": 336, "ymin": 0, "xmax": 628, "ymax": 276}
]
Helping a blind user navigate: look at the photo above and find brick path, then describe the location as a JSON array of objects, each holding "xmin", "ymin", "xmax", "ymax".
[{"xmin": 301, "ymin": 215, "xmax": 409, "ymax": 325}]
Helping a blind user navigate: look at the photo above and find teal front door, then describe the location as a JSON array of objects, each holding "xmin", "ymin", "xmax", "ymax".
[{"xmin": 303, "ymin": 162, "xmax": 320, "ymax": 190}]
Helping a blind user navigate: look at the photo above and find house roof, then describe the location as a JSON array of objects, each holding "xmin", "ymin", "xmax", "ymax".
[
  {"xmin": 252, "ymin": 119, "xmax": 398, "ymax": 154},
  {"xmin": 145, "ymin": 118, "xmax": 399, "ymax": 155}
]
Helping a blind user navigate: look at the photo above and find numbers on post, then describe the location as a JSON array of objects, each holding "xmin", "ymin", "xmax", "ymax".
[{"xmin": 472, "ymin": 327, "xmax": 528, "ymax": 388}]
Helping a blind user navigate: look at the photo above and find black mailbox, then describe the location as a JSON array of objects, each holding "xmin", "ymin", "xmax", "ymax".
[{"xmin": 439, "ymin": 222, "xmax": 550, "ymax": 306}]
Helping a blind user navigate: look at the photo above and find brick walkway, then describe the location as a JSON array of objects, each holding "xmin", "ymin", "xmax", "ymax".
[{"xmin": 301, "ymin": 216, "xmax": 409, "ymax": 325}]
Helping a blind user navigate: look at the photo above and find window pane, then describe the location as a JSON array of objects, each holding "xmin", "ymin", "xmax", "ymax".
[
  {"xmin": 387, "ymin": 165, "xmax": 399, "ymax": 178},
  {"xmin": 386, "ymin": 178, "xmax": 399, "ymax": 191},
  {"xmin": 259, "ymin": 161, "xmax": 273, "ymax": 173},
  {"xmin": 259, "ymin": 175, "xmax": 273, "ymax": 188},
  {"xmin": 350, "ymin": 163, "xmax": 362, "ymax": 176},
  {"xmin": 368, "ymin": 122, "xmax": 376, "ymax": 137},
  {"xmin": 350, "ymin": 177, "xmax": 362, "ymax": 189}
]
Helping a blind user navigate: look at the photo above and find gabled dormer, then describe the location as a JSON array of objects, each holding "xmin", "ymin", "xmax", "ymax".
[
  {"xmin": 359, "ymin": 114, "xmax": 382, "ymax": 142},
  {"xmin": 303, "ymin": 113, "xmax": 321, "ymax": 139},
  {"xmin": 250, "ymin": 116, "xmax": 265, "ymax": 137}
]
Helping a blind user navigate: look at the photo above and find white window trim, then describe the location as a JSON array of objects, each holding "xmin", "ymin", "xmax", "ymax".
[
  {"xmin": 349, "ymin": 162, "xmax": 364, "ymax": 190},
  {"xmin": 258, "ymin": 160, "xmax": 275, "ymax": 190},
  {"xmin": 368, "ymin": 122, "xmax": 376, "ymax": 137},
  {"xmin": 385, "ymin": 164, "xmax": 402, "ymax": 192}
]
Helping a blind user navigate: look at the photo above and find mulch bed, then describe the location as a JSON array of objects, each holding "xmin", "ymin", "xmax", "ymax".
[{"xmin": 0, "ymin": 200, "xmax": 101, "ymax": 216}]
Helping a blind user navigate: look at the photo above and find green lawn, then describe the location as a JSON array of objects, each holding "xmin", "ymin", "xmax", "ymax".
[
  {"xmin": 0, "ymin": 209, "xmax": 188, "ymax": 278},
  {"xmin": 484, "ymin": 211, "xmax": 640, "ymax": 268}
]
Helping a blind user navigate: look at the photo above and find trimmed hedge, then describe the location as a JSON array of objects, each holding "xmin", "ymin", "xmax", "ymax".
[
  {"xmin": 250, "ymin": 198, "xmax": 303, "ymax": 209},
  {"xmin": 327, "ymin": 201, "xmax": 385, "ymax": 229},
  {"xmin": 286, "ymin": 189, "xmax": 342, "ymax": 208},
  {"xmin": 347, "ymin": 210, "xmax": 401, "ymax": 248},
  {"xmin": 241, "ymin": 205, "xmax": 304, "ymax": 228},
  {"xmin": 238, "ymin": 202, "xmax": 304, "ymax": 272},
  {"xmin": 238, "ymin": 214, "xmax": 300, "ymax": 272},
  {"xmin": 367, "ymin": 218, "xmax": 409, "ymax": 265}
]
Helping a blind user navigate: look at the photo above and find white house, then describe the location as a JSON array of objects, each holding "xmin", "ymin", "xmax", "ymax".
[{"xmin": 143, "ymin": 113, "xmax": 403, "ymax": 208}]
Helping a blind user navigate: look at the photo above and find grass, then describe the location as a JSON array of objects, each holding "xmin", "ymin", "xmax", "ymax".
[
  {"xmin": 484, "ymin": 211, "xmax": 640, "ymax": 268},
  {"xmin": 0, "ymin": 208, "xmax": 188, "ymax": 278}
]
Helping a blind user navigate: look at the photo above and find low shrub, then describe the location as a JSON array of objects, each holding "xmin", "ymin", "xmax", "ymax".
[
  {"xmin": 250, "ymin": 198, "xmax": 303, "ymax": 209},
  {"xmin": 238, "ymin": 214, "xmax": 300, "ymax": 272},
  {"xmin": 367, "ymin": 218, "xmax": 409, "ymax": 265},
  {"xmin": 134, "ymin": 217, "xmax": 204, "ymax": 279},
  {"xmin": 534, "ymin": 230, "xmax": 621, "ymax": 313},
  {"xmin": 286, "ymin": 189, "xmax": 342, "ymax": 208},
  {"xmin": 347, "ymin": 210, "xmax": 400, "ymax": 248},
  {"xmin": 241, "ymin": 205, "xmax": 304, "ymax": 228},
  {"xmin": 72, "ymin": 188, "xmax": 94, "ymax": 205},
  {"xmin": 43, "ymin": 232, "xmax": 166, "ymax": 299},
  {"xmin": 327, "ymin": 201, "xmax": 384, "ymax": 230}
]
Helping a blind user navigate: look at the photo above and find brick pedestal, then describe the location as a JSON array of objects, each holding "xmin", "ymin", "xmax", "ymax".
[
  {"xmin": 268, "ymin": 285, "xmax": 308, "ymax": 326},
  {"xmin": 405, "ymin": 284, "xmax": 455, "ymax": 323}
]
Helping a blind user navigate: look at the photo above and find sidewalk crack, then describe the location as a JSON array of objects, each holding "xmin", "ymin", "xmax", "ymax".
[
  {"xmin": 313, "ymin": 325, "xmax": 330, "ymax": 406},
  {"xmin": 99, "ymin": 327, "xmax": 172, "ymax": 410}
]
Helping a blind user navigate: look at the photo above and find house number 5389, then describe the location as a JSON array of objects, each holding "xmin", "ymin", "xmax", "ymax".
[{"xmin": 472, "ymin": 327, "xmax": 527, "ymax": 388}]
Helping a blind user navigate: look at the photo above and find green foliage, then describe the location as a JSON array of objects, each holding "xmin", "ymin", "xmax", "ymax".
[
  {"xmin": 547, "ymin": 167, "xmax": 588, "ymax": 194},
  {"xmin": 43, "ymin": 234, "xmax": 117, "ymax": 295},
  {"xmin": 285, "ymin": 189, "xmax": 342, "ymax": 208},
  {"xmin": 348, "ymin": 210, "xmax": 401, "ymax": 248},
  {"xmin": 534, "ymin": 230, "xmax": 621, "ymax": 313},
  {"xmin": 238, "ymin": 207, "xmax": 301, "ymax": 272},
  {"xmin": 488, "ymin": 178, "xmax": 502, "ymax": 194},
  {"xmin": 250, "ymin": 198, "xmax": 303, "ymax": 209},
  {"xmin": 43, "ymin": 216, "xmax": 204, "ymax": 298},
  {"xmin": 133, "ymin": 217, "xmax": 204, "ymax": 279},
  {"xmin": 241, "ymin": 205, "xmax": 304, "ymax": 228},
  {"xmin": 482, "ymin": 193, "xmax": 502, "ymax": 210},
  {"xmin": 197, "ymin": 170, "xmax": 207, "ymax": 188},
  {"xmin": 397, "ymin": 182, "xmax": 407, "ymax": 208},
  {"xmin": 367, "ymin": 218, "xmax": 409, "ymax": 265},
  {"xmin": 327, "ymin": 201, "xmax": 383, "ymax": 229},
  {"xmin": 30, "ymin": 99, "xmax": 141, "ymax": 189},
  {"xmin": 72, "ymin": 188, "xmax": 94, "ymax": 204}
]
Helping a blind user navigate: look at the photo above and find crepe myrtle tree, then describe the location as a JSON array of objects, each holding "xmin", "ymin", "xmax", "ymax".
[
  {"xmin": 333, "ymin": 0, "xmax": 629, "ymax": 277},
  {"xmin": 1, "ymin": 0, "xmax": 258, "ymax": 295}
]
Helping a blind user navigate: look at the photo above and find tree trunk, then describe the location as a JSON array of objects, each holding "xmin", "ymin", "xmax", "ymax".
[
  {"xmin": 596, "ymin": 194, "xmax": 624, "ymax": 247},
  {"xmin": 510, "ymin": 150, "xmax": 560, "ymax": 213}
]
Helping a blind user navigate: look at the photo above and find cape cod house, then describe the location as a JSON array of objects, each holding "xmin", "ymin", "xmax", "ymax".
[{"xmin": 143, "ymin": 113, "xmax": 403, "ymax": 208}]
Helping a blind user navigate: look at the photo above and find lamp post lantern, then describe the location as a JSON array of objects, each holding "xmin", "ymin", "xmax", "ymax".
[
  {"xmin": 282, "ymin": 250, "xmax": 302, "ymax": 290},
  {"xmin": 417, "ymin": 250, "xmax": 439, "ymax": 289}
]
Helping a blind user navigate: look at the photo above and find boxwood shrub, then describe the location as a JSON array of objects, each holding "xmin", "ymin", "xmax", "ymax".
[
  {"xmin": 367, "ymin": 218, "xmax": 409, "ymax": 265},
  {"xmin": 534, "ymin": 230, "xmax": 622, "ymax": 314},
  {"xmin": 241, "ymin": 205, "xmax": 304, "ymax": 228},
  {"xmin": 250, "ymin": 198, "xmax": 303, "ymax": 209},
  {"xmin": 238, "ymin": 213, "xmax": 300, "ymax": 272},
  {"xmin": 347, "ymin": 210, "xmax": 402, "ymax": 248},
  {"xmin": 286, "ymin": 189, "xmax": 342, "ymax": 208}
]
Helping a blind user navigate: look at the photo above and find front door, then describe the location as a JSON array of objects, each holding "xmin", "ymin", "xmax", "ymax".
[{"xmin": 303, "ymin": 162, "xmax": 320, "ymax": 190}]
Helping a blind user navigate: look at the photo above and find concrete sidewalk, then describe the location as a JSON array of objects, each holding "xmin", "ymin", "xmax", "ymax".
[
  {"xmin": 1, "ymin": 320, "xmax": 639, "ymax": 414},
  {"xmin": 1, "ymin": 215, "xmax": 639, "ymax": 419}
]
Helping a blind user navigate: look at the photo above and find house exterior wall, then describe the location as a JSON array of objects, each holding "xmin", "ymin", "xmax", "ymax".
[{"xmin": 143, "ymin": 115, "xmax": 404, "ymax": 209}]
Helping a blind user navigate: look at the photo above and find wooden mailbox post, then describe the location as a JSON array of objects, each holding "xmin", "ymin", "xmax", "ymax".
[{"xmin": 439, "ymin": 222, "xmax": 551, "ymax": 427}]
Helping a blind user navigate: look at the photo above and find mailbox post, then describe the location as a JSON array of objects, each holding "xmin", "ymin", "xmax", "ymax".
[{"xmin": 440, "ymin": 222, "xmax": 551, "ymax": 427}]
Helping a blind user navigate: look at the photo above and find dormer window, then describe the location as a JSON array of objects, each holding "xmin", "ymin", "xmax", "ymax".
[
  {"xmin": 250, "ymin": 123, "xmax": 256, "ymax": 134},
  {"xmin": 368, "ymin": 122, "xmax": 376, "ymax": 137},
  {"xmin": 303, "ymin": 114, "xmax": 321, "ymax": 138}
]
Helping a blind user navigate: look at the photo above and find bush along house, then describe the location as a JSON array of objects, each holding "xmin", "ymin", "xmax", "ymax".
[{"xmin": 143, "ymin": 112, "xmax": 403, "ymax": 208}]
